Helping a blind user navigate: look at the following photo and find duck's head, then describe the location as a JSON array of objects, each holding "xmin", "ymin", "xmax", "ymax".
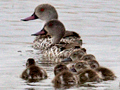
[
  {"xmin": 22, "ymin": 4, "xmax": 58, "ymax": 22},
  {"xmin": 32, "ymin": 20, "xmax": 65, "ymax": 45},
  {"xmin": 26, "ymin": 58, "xmax": 35, "ymax": 67},
  {"xmin": 80, "ymin": 54, "xmax": 96, "ymax": 61}
]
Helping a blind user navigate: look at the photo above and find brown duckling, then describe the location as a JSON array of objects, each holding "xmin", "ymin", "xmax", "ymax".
[
  {"xmin": 61, "ymin": 48, "xmax": 86, "ymax": 62},
  {"xmin": 95, "ymin": 66, "xmax": 116, "ymax": 81},
  {"xmin": 67, "ymin": 60, "xmax": 90, "ymax": 73},
  {"xmin": 71, "ymin": 60, "xmax": 90, "ymax": 73},
  {"xmin": 21, "ymin": 58, "xmax": 47, "ymax": 82},
  {"xmin": 52, "ymin": 70, "xmax": 78, "ymax": 85},
  {"xmin": 78, "ymin": 69, "xmax": 102, "ymax": 84}
]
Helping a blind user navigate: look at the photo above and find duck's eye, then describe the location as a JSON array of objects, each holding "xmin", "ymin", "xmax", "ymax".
[{"xmin": 40, "ymin": 8, "xmax": 44, "ymax": 12}]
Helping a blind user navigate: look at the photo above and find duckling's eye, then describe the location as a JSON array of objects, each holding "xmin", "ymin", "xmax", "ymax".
[
  {"xmin": 76, "ymin": 63, "xmax": 82, "ymax": 68},
  {"xmin": 91, "ymin": 64, "xmax": 96, "ymax": 69},
  {"xmin": 48, "ymin": 23, "xmax": 53, "ymax": 27},
  {"xmin": 40, "ymin": 8, "xmax": 45, "ymax": 12}
]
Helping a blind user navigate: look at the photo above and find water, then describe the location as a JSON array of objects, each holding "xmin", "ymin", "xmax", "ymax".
[{"xmin": 0, "ymin": 0, "xmax": 120, "ymax": 90}]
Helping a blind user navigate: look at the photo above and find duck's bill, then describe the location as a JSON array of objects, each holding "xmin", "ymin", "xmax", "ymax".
[
  {"xmin": 70, "ymin": 68, "xmax": 77, "ymax": 72},
  {"xmin": 21, "ymin": 13, "xmax": 38, "ymax": 21},
  {"xmin": 61, "ymin": 57, "xmax": 72, "ymax": 62},
  {"xmin": 31, "ymin": 28, "xmax": 47, "ymax": 36}
]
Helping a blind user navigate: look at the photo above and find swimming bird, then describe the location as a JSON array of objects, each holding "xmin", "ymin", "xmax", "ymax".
[
  {"xmin": 52, "ymin": 70, "xmax": 78, "ymax": 85},
  {"xmin": 68, "ymin": 60, "xmax": 90, "ymax": 73},
  {"xmin": 77, "ymin": 69, "xmax": 102, "ymax": 84},
  {"xmin": 95, "ymin": 66, "xmax": 116, "ymax": 81},
  {"xmin": 21, "ymin": 4, "xmax": 82, "ymax": 49},
  {"xmin": 21, "ymin": 58, "xmax": 47, "ymax": 82},
  {"xmin": 31, "ymin": 19, "xmax": 83, "ymax": 62},
  {"xmin": 80, "ymin": 54, "xmax": 96, "ymax": 61},
  {"xmin": 61, "ymin": 48, "xmax": 86, "ymax": 62}
]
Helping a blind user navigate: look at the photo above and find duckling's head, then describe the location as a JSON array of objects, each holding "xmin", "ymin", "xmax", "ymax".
[
  {"xmin": 54, "ymin": 63, "xmax": 69, "ymax": 75},
  {"xmin": 70, "ymin": 49, "xmax": 86, "ymax": 61},
  {"xmin": 80, "ymin": 54, "xmax": 96, "ymax": 61},
  {"xmin": 87, "ymin": 60, "xmax": 100, "ymax": 69},
  {"xmin": 26, "ymin": 58, "xmax": 35, "ymax": 67},
  {"xmin": 22, "ymin": 4, "xmax": 58, "ymax": 22}
]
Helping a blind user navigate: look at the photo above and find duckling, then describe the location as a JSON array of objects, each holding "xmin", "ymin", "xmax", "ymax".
[
  {"xmin": 77, "ymin": 69, "xmax": 102, "ymax": 84},
  {"xmin": 61, "ymin": 48, "xmax": 86, "ymax": 62},
  {"xmin": 21, "ymin": 58, "xmax": 47, "ymax": 82},
  {"xmin": 21, "ymin": 4, "xmax": 82, "ymax": 49},
  {"xmin": 69, "ymin": 60, "xmax": 90, "ymax": 73},
  {"xmin": 80, "ymin": 54, "xmax": 96, "ymax": 61},
  {"xmin": 52, "ymin": 70, "xmax": 78, "ymax": 85},
  {"xmin": 95, "ymin": 66, "xmax": 116, "ymax": 81},
  {"xmin": 54, "ymin": 63, "xmax": 69, "ymax": 75}
]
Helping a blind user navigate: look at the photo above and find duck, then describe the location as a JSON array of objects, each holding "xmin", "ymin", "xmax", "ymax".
[
  {"xmin": 30, "ymin": 19, "xmax": 83, "ymax": 62},
  {"xmin": 77, "ymin": 69, "xmax": 102, "ymax": 84},
  {"xmin": 21, "ymin": 58, "xmax": 47, "ymax": 82},
  {"xmin": 95, "ymin": 66, "xmax": 116, "ymax": 81},
  {"xmin": 21, "ymin": 4, "xmax": 82, "ymax": 49}
]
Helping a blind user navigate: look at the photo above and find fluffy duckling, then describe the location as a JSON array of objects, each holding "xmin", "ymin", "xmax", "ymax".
[
  {"xmin": 22, "ymin": 4, "xmax": 82, "ymax": 50},
  {"xmin": 77, "ymin": 69, "xmax": 102, "ymax": 84},
  {"xmin": 21, "ymin": 58, "xmax": 47, "ymax": 82},
  {"xmin": 80, "ymin": 54, "xmax": 96, "ymax": 61},
  {"xmin": 54, "ymin": 63, "xmax": 69, "ymax": 75},
  {"xmin": 95, "ymin": 67, "xmax": 116, "ymax": 81},
  {"xmin": 61, "ymin": 48, "xmax": 86, "ymax": 62},
  {"xmin": 67, "ymin": 60, "xmax": 90, "ymax": 73},
  {"xmin": 52, "ymin": 63, "xmax": 78, "ymax": 86},
  {"xmin": 52, "ymin": 70, "xmax": 78, "ymax": 85}
]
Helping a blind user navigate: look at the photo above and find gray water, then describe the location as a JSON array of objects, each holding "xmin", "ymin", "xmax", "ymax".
[{"xmin": 0, "ymin": 0, "xmax": 120, "ymax": 90}]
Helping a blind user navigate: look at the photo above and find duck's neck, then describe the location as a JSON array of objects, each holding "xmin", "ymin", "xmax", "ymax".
[{"xmin": 52, "ymin": 36, "xmax": 62, "ymax": 45}]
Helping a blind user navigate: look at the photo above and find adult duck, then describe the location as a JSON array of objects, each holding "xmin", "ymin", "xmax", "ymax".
[
  {"xmin": 31, "ymin": 19, "xmax": 83, "ymax": 62},
  {"xmin": 22, "ymin": 4, "xmax": 82, "ymax": 49}
]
